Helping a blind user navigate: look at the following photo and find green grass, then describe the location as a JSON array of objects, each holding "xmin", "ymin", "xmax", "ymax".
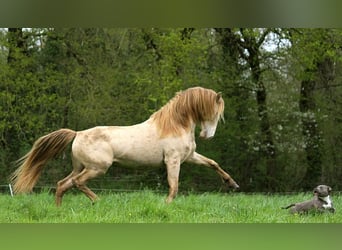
[{"xmin": 0, "ymin": 190, "xmax": 341, "ymax": 223}]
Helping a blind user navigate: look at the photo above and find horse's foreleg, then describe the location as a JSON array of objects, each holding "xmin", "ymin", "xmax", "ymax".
[
  {"xmin": 186, "ymin": 152, "xmax": 239, "ymax": 189},
  {"xmin": 164, "ymin": 155, "xmax": 181, "ymax": 203}
]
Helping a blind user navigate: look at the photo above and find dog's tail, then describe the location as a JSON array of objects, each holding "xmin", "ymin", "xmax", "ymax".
[{"xmin": 282, "ymin": 204, "xmax": 295, "ymax": 209}]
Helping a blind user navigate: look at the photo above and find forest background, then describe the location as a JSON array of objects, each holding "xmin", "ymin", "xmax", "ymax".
[{"xmin": 0, "ymin": 28, "xmax": 341, "ymax": 193}]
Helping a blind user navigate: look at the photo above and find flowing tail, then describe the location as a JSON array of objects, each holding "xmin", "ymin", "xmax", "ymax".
[{"xmin": 10, "ymin": 128, "xmax": 77, "ymax": 194}]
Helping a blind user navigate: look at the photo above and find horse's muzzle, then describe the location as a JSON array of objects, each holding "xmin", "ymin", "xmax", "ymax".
[
  {"xmin": 199, "ymin": 135, "xmax": 214, "ymax": 140},
  {"xmin": 199, "ymin": 132, "xmax": 214, "ymax": 140}
]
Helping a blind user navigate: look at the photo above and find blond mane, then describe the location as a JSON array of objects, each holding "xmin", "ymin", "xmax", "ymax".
[{"xmin": 151, "ymin": 87, "xmax": 224, "ymax": 137}]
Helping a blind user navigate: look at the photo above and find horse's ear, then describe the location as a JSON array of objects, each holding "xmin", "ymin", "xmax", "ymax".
[{"xmin": 216, "ymin": 92, "xmax": 222, "ymax": 102}]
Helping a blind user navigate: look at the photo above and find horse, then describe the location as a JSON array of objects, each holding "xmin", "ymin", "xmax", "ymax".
[{"xmin": 11, "ymin": 86, "xmax": 239, "ymax": 206}]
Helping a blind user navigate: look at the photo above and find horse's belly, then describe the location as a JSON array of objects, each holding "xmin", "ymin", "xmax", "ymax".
[
  {"xmin": 114, "ymin": 153, "xmax": 164, "ymax": 167},
  {"xmin": 113, "ymin": 145, "xmax": 164, "ymax": 167}
]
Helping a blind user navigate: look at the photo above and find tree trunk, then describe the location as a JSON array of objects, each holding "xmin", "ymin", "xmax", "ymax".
[
  {"xmin": 215, "ymin": 28, "xmax": 277, "ymax": 191},
  {"xmin": 249, "ymin": 54, "xmax": 277, "ymax": 191},
  {"xmin": 242, "ymin": 30, "xmax": 277, "ymax": 191},
  {"xmin": 214, "ymin": 28, "xmax": 253, "ymax": 190},
  {"xmin": 300, "ymin": 58, "xmax": 334, "ymax": 189}
]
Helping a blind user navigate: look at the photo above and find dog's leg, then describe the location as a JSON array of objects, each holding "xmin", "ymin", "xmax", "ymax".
[{"xmin": 282, "ymin": 204, "xmax": 295, "ymax": 209}]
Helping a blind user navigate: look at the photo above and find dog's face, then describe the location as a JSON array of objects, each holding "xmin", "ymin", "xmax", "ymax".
[{"xmin": 313, "ymin": 185, "xmax": 332, "ymax": 197}]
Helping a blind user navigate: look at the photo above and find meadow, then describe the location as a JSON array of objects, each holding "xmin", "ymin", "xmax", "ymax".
[{"xmin": 0, "ymin": 190, "xmax": 341, "ymax": 223}]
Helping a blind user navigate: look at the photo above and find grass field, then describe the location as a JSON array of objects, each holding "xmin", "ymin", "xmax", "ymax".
[{"xmin": 0, "ymin": 190, "xmax": 341, "ymax": 223}]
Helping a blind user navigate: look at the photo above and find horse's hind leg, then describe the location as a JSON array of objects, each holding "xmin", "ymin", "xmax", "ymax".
[
  {"xmin": 72, "ymin": 167, "xmax": 106, "ymax": 203},
  {"xmin": 55, "ymin": 159, "xmax": 84, "ymax": 206},
  {"xmin": 56, "ymin": 171, "xmax": 78, "ymax": 206}
]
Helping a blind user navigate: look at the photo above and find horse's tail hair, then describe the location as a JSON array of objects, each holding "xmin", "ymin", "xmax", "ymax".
[{"xmin": 10, "ymin": 128, "xmax": 77, "ymax": 194}]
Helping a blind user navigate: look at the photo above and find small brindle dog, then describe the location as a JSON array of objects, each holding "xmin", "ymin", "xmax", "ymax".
[{"xmin": 282, "ymin": 185, "xmax": 335, "ymax": 214}]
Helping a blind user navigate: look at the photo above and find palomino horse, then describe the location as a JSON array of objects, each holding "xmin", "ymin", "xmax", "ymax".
[{"xmin": 11, "ymin": 87, "xmax": 239, "ymax": 206}]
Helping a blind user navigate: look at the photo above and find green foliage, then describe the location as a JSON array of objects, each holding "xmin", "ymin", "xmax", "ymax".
[{"xmin": 0, "ymin": 28, "xmax": 342, "ymax": 192}]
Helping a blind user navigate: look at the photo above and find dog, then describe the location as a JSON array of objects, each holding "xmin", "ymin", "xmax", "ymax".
[{"xmin": 282, "ymin": 185, "xmax": 335, "ymax": 214}]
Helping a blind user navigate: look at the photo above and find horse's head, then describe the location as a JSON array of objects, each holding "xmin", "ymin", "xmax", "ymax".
[
  {"xmin": 151, "ymin": 87, "xmax": 225, "ymax": 139},
  {"xmin": 199, "ymin": 92, "xmax": 224, "ymax": 139}
]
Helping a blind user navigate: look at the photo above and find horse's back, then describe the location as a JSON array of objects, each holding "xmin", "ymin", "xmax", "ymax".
[{"xmin": 72, "ymin": 123, "xmax": 165, "ymax": 168}]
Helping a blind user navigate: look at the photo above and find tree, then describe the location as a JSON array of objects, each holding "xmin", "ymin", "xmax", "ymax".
[
  {"xmin": 214, "ymin": 28, "xmax": 279, "ymax": 191},
  {"xmin": 289, "ymin": 29, "xmax": 342, "ymax": 189},
  {"xmin": 1, "ymin": 28, "xmax": 342, "ymax": 192}
]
